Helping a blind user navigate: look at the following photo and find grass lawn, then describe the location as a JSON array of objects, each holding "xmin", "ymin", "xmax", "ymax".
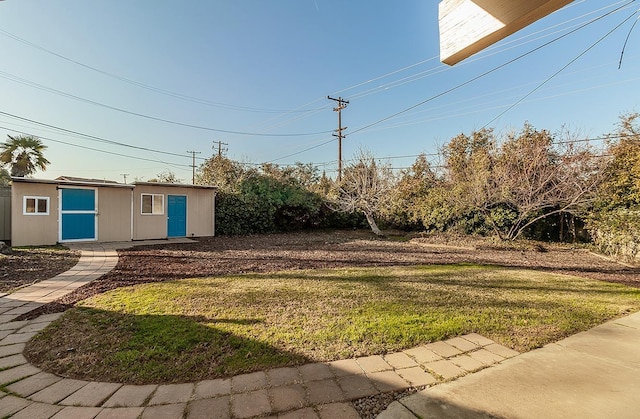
[{"xmin": 25, "ymin": 264, "xmax": 640, "ymax": 384}]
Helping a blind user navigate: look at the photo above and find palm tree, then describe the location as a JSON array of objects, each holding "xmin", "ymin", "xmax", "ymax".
[{"xmin": 0, "ymin": 135, "xmax": 50, "ymax": 177}]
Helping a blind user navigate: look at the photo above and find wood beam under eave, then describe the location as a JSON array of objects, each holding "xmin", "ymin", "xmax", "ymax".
[{"xmin": 439, "ymin": 0, "xmax": 574, "ymax": 66}]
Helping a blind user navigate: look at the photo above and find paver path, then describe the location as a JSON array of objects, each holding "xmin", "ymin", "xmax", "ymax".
[{"xmin": 0, "ymin": 241, "xmax": 519, "ymax": 418}]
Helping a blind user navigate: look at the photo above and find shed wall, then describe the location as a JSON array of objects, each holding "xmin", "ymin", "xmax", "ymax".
[
  {"xmin": 133, "ymin": 185, "xmax": 215, "ymax": 240},
  {"xmin": 11, "ymin": 183, "xmax": 59, "ymax": 246},
  {"xmin": 96, "ymin": 187, "xmax": 132, "ymax": 242}
]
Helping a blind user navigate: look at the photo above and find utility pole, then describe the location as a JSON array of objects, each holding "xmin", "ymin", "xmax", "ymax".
[
  {"xmin": 120, "ymin": 173, "xmax": 129, "ymax": 184},
  {"xmin": 328, "ymin": 96, "xmax": 349, "ymax": 181},
  {"xmin": 213, "ymin": 140, "xmax": 228, "ymax": 157},
  {"xmin": 186, "ymin": 150, "xmax": 201, "ymax": 184}
]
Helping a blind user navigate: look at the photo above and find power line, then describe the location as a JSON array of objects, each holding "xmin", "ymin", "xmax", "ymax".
[
  {"xmin": 0, "ymin": 28, "xmax": 325, "ymax": 114},
  {"xmin": 0, "ymin": 124, "xmax": 190, "ymax": 169},
  {"xmin": 347, "ymin": 0, "xmax": 636, "ymax": 139},
  {"xmin": 0, "ymin": 110, "xmax": 195, "ymax": 159},
  {"xmin": 483, "ymin": 9, "xmax": 639, "ymax": 128},
  {"xmin": 0, "ymin": 70, "xmax": 332, "ymax": 137},
  {"xmin": 267, "ymin": 3, "xmax": 635, "ymax": 164}
]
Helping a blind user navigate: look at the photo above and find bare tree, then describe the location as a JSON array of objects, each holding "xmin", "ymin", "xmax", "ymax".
[
  {"xmin": 494, "ymin": 125, "xmax": 602, "ymax": 240},
  {"xmin": 330, "ymin": 149, "xmax": 395, "ymax": 236},
  {"xmin": 444, "ymin": 124, "xmax": 603, "ymax": 240}
]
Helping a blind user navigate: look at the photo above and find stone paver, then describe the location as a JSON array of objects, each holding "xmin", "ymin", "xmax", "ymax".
[
  {"xmin": 462, "ymin": 333, "xmax": 495, "ymax": 346},
  {"xmin": 279, "ymin": 407, "xmax": 319, "ymax": 419},
  {"xmin": 7, "ymin": 372, "xmax": 63, "ymax": 397},
  {"xmin": 368, "ymin": 370, "xmax": 411, "ymax": 392},
  {"xmin": 468, "ymin": 348, "xmax": 506, "ymax": 365},
  {"xmin": 485, "ymin": 343, "xmax": 520, "ymax": 358},
  {"xmin": 356, "ymin": 355, "xmax": 392, "ymax": 373},
  {"xmin": 15, "ymin": 321, "xmax": 50, "ymax": 333},
  {"xmin": 383, "ymin": 352, "xmax": 419, "ymax": 369},
  {"xmin": 269, "ymin": 383, "xmax": 307, "ymax": 411},
  {"xmin": 0, "ymin": 353, "xmax": 27, "ymax": 369},
  {"xmin": 403, "ymin": 346, "xmax": 442, "ymax": 364},
  {"xmin": 231, "ymin": 389, "xmax": 271, "ymax": 418},
  {"xmin": 95, "ymin": 407, "xmax": 145, "ymax": 419},
  {"xmin": 60, "ymin": 382, "xmax": 122, "ymax": 407},
  {"xmin": 141, "ymin": 403, "xmax": 186, "ymax": 419},
  {"xmin": 299, "ymin": 362, "xmax": 334, "ymax": 382},
  {"xmin": 0, "ymin": 320, "xmax": 27, "ymax": 330},
  {"xmin": 50, "ymin": 406, "xmax": 102, "ymax": 419},
  {"xmin": 425, "ymin": 341, "xmax": 463, "ymax": 358},
  {"xmin": 317, "ymin": 402, "xmax": 361, "ymax": 419},
  {"xmin": 266, "ymin": 367, "xmax": 301, "ymax": 386},
  {"xmin": 193, "ymin": 379, "xmax": 231, "ymax": 400},
  {"xmin": 10, "ymin": 401, "xmax": 63, "ymax": 419},
  {"xmin": 449, "ymin": 354, "xmax": 486, "ymax": 372},
  {"xmin": 396, "ymin": 366, "xmax": 437, "ymax": 387},
  {"xmin": 187, "ymin": 396, "xmax": 230, "ymax": 419},
  {"xmin": 148, "ymin": 383, "xmax": 194, "ymax": 405},
  {"xmin": 0, "ymin": 342, "xmax": 25, "ymax": 357},
  {"xmin": 0, "ymin": 363, "xmax": 41, "ymax": 385},
  {"xmin": 338, "ymin": 374, "xmax": 378, "ymax": 399},
  {"xmin": 424, "ymin": 359, "xmax": 467, "ymax": 380},
  {"xmin": 327, "ymin": 358, "xmax": 364, "ymax": 377},
  {"xmin": 446, "ymin": 336, "xmax": 480, "ymax": 352},
  {"xmin": 0, "ymin": 395, "xmax": 32, "ymax": 417},
  {"xmin": 29, "ymin": 379, "xmax": 88, "ymax": 404},
  {"xmin": 306, "ymin": 378, "xmax": 345, "ymax": 404},
  {"xmin": 231, "ymin": 371, "xmax": 267, "ymax": 393},
  {"xmin": 102, "ymin": 384, "xmax": 157, "ymax": 408}
]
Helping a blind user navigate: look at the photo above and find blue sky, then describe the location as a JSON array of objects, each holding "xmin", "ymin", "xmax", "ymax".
[{"xmin": 1, "ymin": 0, "xmax": 639, "ymax": 183}]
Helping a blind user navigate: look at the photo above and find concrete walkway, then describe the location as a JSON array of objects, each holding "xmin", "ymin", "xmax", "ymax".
[
  {"xmin": 0, "ymin": 240, "xmax": 522, "ymax": 418},
  {"xmin": 378, "ymin": 312, "xmax": 640, "ymax": 419}
]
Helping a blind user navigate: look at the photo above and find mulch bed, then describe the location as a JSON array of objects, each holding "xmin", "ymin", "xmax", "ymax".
[
  {"xmin": 0, "ymin": 247, "xmax": 80, "ymax": 294},
  {"xmin": 17, "ymin": 230, "xmax": 640, "ymax": 321}
]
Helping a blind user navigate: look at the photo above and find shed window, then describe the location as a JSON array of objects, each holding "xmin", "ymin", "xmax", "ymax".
[
  {"xmin": 24, "ymin": 196, "xmax": 50, "ymax": 215},
  {"xmin": 141, "ymin": 194, "xmax": 164, "ymax": 214}
]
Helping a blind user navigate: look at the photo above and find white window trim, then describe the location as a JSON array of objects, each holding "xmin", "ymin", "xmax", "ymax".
[
  {"xmin": 23, "ymin": 196, "xmax": 50, "ymax": 215},
  {"xmin": 141, "ymin": 193, "xmax": 164, "ymax": 215}
]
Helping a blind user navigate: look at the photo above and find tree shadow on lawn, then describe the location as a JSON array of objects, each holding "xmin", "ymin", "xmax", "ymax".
[{"xmin": 24, "ymin": 308, "xmax": 311, "ymax": 385}]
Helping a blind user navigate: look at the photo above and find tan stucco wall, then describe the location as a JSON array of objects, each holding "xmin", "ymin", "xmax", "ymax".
[
  {"xmin": 11, "ymin": 182, "xmax": 59, "ymax": 246},
  {"xmin": 132, "ymin": 185, "xmax": 215, "ymax": 240},
  {"xmin": 95, "ymin": 187, "xmax": 132, "ymax": 242}
]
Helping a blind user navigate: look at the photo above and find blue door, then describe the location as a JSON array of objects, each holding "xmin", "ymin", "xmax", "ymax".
[
  {"xmin": 167, "ymin": 195, "xmax": 187, "ymax": 237},
  {"xmin": 61, "ymin": 188, "xmax": 97, "ymax": 241}
]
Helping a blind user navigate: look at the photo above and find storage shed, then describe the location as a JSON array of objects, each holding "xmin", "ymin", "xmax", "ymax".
[{"xmin": 11, "ymin": 177, "xmax": 216, "ymax": 246}]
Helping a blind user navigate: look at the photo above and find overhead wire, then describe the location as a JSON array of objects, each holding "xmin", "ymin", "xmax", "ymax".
[
  {"xmin": 0, "ymin": 28, "xmax": 324, "ymax": 114},
  {"xmin": 0, "ymin": 124, "xmax": 190, "ymax": 169},
  {"xmin": 347, "ymin": 0, "xmax": 636, "ymax": 139},
  {"xmin": 482, "ymin": 8, "xmax": 640, "ymax": 128},
  {"xmin": 0, "ymin": 110, "xmax": 197, "ymax": 160},
  {"xmin": 267, "ymin": 0, "xmax": 636, "ymax": 164},
  {"xmin": 0, "ymin": 71, "xmax": 333, "ymax": 137}
]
